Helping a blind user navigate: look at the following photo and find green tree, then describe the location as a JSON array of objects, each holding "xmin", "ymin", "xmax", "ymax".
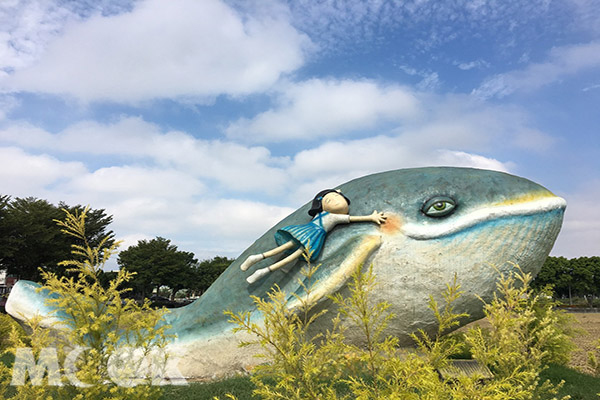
[
  {"xmin": 0, "ymin": 195, "xmax": 12, "ymax": 268},
  {"xmin": 0, "ymin": 196, "xmax": 114, "ymax": 282},
  {"xmin": 62, "ymin": 203, "xmax": 114, "ymax": 252},
  {"xmin": 2, "ymin": 197, "xmax": 68, "ymax": 281},
  {"xmin": 571, "ymin": 256, "xmax": 600, "ymax": 306},
  {"xmin": 118, "ymin": 237, "xmax": 197, "ymax": 301},
  {"xmin": 592, "ymin": 256, "xmax": 600, "ymax": 299},
  {"xmin": 534, "ymin": 256, "xmax": 600, "ymax": 306},
  {"xmin": 534, "ymin": 256, "xmax": 574, "ymax": 303},
  {"xmin": 190, "ymin": 256, "xmax": 233, "ymax": 296}
]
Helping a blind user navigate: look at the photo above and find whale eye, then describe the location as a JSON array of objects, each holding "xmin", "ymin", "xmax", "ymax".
[{"xmin": 422, "ymin": 197, "xmax": 456, "ymax": 218}]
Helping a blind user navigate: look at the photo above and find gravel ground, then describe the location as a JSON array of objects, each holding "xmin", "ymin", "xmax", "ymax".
[{"xmin": 569, "ymin": 312, "xmax": 600, "ymax": 374}]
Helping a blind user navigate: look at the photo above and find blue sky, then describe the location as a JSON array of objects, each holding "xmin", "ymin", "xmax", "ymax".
[{"xmin": 0, "ymin": 0, "xmax": 598, "ymax": 262}]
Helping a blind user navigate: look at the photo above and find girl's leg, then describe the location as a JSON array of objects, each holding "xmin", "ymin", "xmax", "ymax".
[
  {"xmin": 263, "ymin": 241, "xmax": 295, "ymax": 258},
  {"xmin": 240, "ymin": 241, "xmax": 295, "ymax": 271},
  {"xmin": 246, "ymin": 248, "xmax": 304, "ymax": 284}
]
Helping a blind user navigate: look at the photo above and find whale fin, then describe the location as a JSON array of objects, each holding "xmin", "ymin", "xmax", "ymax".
[{"xmin": 287, "ymin": 234, "xmax": 382, "ymax": 310}]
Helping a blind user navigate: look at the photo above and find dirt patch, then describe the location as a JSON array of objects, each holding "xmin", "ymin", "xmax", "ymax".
[{"xmin": 569, "ymin": 313, "xmax": 600, "ymax": 374}]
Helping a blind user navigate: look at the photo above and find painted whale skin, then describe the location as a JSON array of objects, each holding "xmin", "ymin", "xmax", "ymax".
[{"xmin": 6, "ymin": 167, "xmax": 566, "ymax": 379}]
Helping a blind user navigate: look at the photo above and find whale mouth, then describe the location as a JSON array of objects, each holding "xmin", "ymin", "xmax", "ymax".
[{"xmin": 402, "ymin": 195, "xmax": 567, "ymax": 240}]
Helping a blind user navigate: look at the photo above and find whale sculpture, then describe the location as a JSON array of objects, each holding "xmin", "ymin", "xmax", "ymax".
[{"xmin": 6, "ymin": 167, "xmax": 566, "ymax": 380}]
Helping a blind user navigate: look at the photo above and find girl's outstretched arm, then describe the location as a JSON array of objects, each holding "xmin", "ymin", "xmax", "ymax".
[{"xmin": 349, "ymin": 210, "xmax": 387, "ymax": 225}]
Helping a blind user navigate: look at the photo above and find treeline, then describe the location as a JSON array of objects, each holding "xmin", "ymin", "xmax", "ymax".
[
  {"xmin": 0, "ymin": 195, "xmax": 233, "ymax": 302},
  {"xmin": 532, "ymin": 255, "xmax": 600, "ymax": 306}
]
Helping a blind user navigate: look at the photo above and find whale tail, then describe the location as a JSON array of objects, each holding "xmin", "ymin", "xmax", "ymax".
[{"xmin": 5, "ymin": 280, "xmax": 62, "ymax": 328}]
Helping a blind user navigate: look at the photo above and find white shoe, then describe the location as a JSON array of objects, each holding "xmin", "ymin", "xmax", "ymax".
[
  {"xmin": 240, "ymin": 254, "xmax": 264, "ymax": 271},
  {"xmin": 246, "ymin": 268, "xmax": 270, "ymax": 284}
]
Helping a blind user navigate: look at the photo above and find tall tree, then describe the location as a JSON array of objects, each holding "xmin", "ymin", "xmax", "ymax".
[
  {"xmin": 62, "ymin": 203, "xmax": 115, "ymax": 250},
  {"xmin": 0, "ymin": 195, "xmax": 12, "ymax": 268},
  {"xmin": 534, "ymin": 256, "xmax": 574, "ymax": 303},
  {"xmin": 534, "ymin": 256, "xmax": 600, "ymax": 305},
  {"xmin": 117, "ymin": 237, "xmax": 197, "ymax": 300},
  {"xmin": 2, "ymin": 197, "xmax": 68, "ymax": 280},
  {"xmin": 0, "ymin": 196, "xmax": 114, "ymax": 281},
  {"xmin": 190, "ymin": 256, "xmax": 233, "ymax": 296}
]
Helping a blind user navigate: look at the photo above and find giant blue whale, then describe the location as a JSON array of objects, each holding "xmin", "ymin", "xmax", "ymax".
[{"xmin": 6, "ymin": 167, "xmax": 566, "ymax": 379}]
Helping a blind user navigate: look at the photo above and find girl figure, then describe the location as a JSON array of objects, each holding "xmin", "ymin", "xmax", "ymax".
[{"xmin": 241, "ymin": 189, "xmax": 387, "ymax": 284}]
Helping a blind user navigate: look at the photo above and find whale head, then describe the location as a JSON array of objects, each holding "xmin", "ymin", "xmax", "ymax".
[{"xmin": 312, "ymin": 167, "xmax": 566, "ymax": 343}]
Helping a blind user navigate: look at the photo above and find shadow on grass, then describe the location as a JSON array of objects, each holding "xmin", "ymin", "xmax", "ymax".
[
  {"xmin": 541, "ymin": 364, "xmax": 600, "ymax": 400},
  {"xmin": 160, "ymin": 376, "xmax": 256, "ymax": 400},
  {"xmin": 160, "ymin": 365, "xmax": 600, "ymax": 400}
]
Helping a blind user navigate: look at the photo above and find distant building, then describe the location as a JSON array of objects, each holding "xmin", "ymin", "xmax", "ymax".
[{"xmin": 0, "ymin": 270, "xmax": 18, "ymax": 309}]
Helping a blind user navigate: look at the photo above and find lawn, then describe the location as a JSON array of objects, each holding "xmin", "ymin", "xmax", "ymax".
[
  {"xmin": 161, "ymin": 376, "xmax": 256, "ymax": 400},
  {"xmin": 541, "ymin": 364, "xmax": 600, "ymax": 400},
  {"xmin": 1, "ymin": 349, "xmax": 599, "ymax": 399},
  {"xmin": 160, "ymin": 365, "xmax": 600, "ymax": 400}
]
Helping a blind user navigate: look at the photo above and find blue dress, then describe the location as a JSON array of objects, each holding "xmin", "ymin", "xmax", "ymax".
[{"xmin": 274, "ymin": 212, "xmax": 328, "ymax": 261}]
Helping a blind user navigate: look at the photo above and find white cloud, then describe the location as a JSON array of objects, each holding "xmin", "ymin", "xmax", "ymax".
[
  {"xmin": 0, "ymin": 0, "xmax": 76, "ymax": 71},
  {"xmin": 473, "ymin": 41, "xmax": 600, "ymax": 99},
  {"xmin": 551, "ymin": 181, "xmax": 600, "ymax": 258},
  {"xmin": 512, "ymin": 129, "xmax": 557, "ymax": 152},
  {"xmin": 81, "ymin": 195, "xmax": 290, "ymax": 261},
  {"xmin": 582, "ymin": 83, "xmax": 600, "ymax": 92},
  {"xmin": 0, "ymin": 95, "xmax": 19, "ymax": 120},
  {"xmin": 66, "ymin": 166, "xmax": 205, "ymax": 199},
  {"xmin": 286, "ymin": 0, "xmax": 560, "ymax": 54},
  {"xmin": 435, "ymin": 150, "xmax": 511, "ymax": 172},
  {"xmin": 416, "ymin": 72, "xmax": 440, "ymax": 91},
  {"xmin": 190, "ymin": 199, "xmax": 293, "ymax": 239},
  {"xmin": 0, "ymin": 118, "xmax": 154, "ymax": 154},
  {"xmin": 568, "ymin": 0, "xmax": 600, "ymax": 35},
  {"xmin": 454, "ymin": 59, "xmax": 490, "ymax": 71},
  {"xmin": 0, "ymin": 117, "xmax": 290, "ymax": 194},
  {"xmin": 226, "ymin": 79, "xmax": 420, "ymax": 142},
  {"xmin": 0, "ymin": 146, "xmax": 86, "ymax": 196},
  {"xmin": 286, "ymin": 135, "xmax": 512, "ymax": 201},
  {"xmin": 1, "ymin": 0, "xmax": 311, "ymax": 102},
  {"xmin": 106, "ymin": 197, "xmax": 293, "ymax": 260}
]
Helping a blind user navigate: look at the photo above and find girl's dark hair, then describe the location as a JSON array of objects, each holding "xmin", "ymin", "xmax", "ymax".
[{"xmin": 308, "ymin": 189, "xmax": 351, "ymax": 217}]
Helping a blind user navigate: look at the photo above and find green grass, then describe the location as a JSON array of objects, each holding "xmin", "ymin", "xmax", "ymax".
[
  {"xmin": 2, "ymin": 354, "xmax": 599, "ymax": 399},
  {"xmin": 158, "ymin": 365, "xmax": 600, "ymax": 400},
  {"xmin": 541, "ymin": 364, "xmax": 600, "ymax": 400},
  {"xmin": 160, "ymin": 376, "xmax": 256, "ymax": 400}
]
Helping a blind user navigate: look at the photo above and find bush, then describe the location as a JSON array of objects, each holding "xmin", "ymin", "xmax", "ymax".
[
  {"xmin": 0, "ymin": 313, "xmax": 26, "ymax": 353},
  {"xmin": 463, "ymin": 266, "xmax": 574, "ymax": 399},
  {"xmin": 226, "ymin": 254, "xmax": 574, "ymax": 400}
]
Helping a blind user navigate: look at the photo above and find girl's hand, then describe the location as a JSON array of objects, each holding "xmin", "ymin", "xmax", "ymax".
[{"xmin": 370, "ymin": 210, "xmax": 387, "ymax": 225}]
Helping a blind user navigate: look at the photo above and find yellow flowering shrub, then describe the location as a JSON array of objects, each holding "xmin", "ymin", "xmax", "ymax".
[{"xmin": 226, "ymin": 252, "xmax": 574, "ymax": 400}]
